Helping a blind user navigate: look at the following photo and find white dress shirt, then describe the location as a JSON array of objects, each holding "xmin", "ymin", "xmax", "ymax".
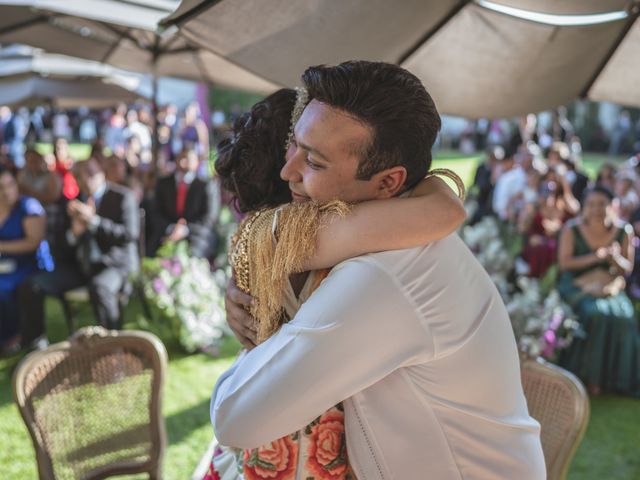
[
  {"xmin": 492, "ymin": 167, "xmax": 527, "ymax": 220},
  {"xmin": 212, "ymin": 235, "xmax": 545, "ymax": 479}
]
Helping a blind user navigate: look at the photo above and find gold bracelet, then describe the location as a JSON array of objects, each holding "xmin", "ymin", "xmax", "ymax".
[{"xmin": 425, "ymin": 168, "xmax": 466, "ymax": 201}]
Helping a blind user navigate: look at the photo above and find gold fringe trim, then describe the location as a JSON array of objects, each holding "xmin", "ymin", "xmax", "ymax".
[{"xmin": 230, "ymin": 200, "xmax": 351, "ymax": 343}]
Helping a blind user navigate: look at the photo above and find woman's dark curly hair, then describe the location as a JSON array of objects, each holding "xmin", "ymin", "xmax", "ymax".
[{"xmin": 216, "ymin": 88, "xmax": 296, "ymax": 213}]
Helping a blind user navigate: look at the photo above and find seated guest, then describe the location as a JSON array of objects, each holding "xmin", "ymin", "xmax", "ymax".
[
  {"xmin": 469, "ymin": 145, "xmax": 503, "ymax": 224},
  {"xmin": 0, "ymin": 166, "xmax": 53, "ymax": 354},
  {"xmin": 595, "ymin": 162, "xmax": 618, "ymax": 192},
  {"xmin": 520, "ymin": 168, "xmax": 579, "ymax": 277},
  {"xmin": 151, "ymin": 148, "xmax": 219, "ymax": 258},
  {"xmin": 17, "ymin": 149, "xmax": 62, "ymax": 206},
  {"xmin": 19, "ymin": 158, "xmax": 139, "ymax": 345},
  {"xmin": 557, "ymin": 186, "xmax": 639, "ymax": 396},
  {"xmin": 491, "ymin": 146, "xmax": 523, "ymax": 220},
  {"xmin": 104, "ymin": 154, "xmax": 144, "ymax": 207},
  {"xmin": 613, "ymin": 172, "xmax": 639, "ymax": 222},
  {"xmin": 104, "ymin": 153, "xmax": 128, "ymax": 185}
]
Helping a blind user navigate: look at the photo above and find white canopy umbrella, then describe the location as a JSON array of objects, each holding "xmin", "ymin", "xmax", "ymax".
[
  {"xmin": 0, "ymin": 76, "xmax": 143, "ymax": 108},
  {"xmin": 0, "ymin": 0, "xmax": 276, "ymax": 93},
  {"xmin": 0, "ymin": 46, "xmax": 145, "ymax": 107},
  {"xmin": 163, "ymin": 0, "xmax": 640, "ymax": 118},
  {"xmin": 0, "ymin": 0, "xmax": 277, "ymax": 160}
]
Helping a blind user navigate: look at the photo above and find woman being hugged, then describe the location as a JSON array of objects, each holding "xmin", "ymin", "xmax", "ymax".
[{"xmin": 205, "ymin": 87, "xmax": 466, "ymax": 480}]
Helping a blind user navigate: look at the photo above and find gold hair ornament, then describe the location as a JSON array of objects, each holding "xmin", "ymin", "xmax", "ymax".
[{"xmin": 284, "ymin": 87, "xmax": 309, "ymax": 152}]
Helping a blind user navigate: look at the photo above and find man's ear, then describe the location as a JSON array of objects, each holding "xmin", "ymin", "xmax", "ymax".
[{"xmin": 373, "ymin": 166, "xmax": 407, "ymax": 198}]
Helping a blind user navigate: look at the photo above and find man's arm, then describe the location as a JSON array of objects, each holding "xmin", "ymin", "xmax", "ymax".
[
  {"xmin": 93, "ymin": 190, "xmax": 140, "ymax": 247},
  {"xmin": 187, "ymin": 180, "xmax": 220, "ymax": 257},
  {"xmin": 211, "ymin": 258, "xmax": 432, "ymax": 449}
]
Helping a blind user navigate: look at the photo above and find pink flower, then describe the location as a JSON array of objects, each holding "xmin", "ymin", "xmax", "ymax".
[
  {"xmin": 243, "ymin": 437, "xmax": 298, "ymax": 480},
  {"xmin": 305, "ymin": 410, "xmax": 348, "ymax": 479}
]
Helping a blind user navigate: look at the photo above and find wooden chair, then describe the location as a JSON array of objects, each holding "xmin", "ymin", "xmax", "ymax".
[
  {"xmin": 521, "ymin": 357, "xmax": 590, "ymax": 480},
  {"xmin": 13, "ymin": 326, "xmax": 167, "ymax": 479}
]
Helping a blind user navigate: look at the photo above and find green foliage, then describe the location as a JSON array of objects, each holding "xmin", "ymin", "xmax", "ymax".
[{"xmin": 209, "ymin": 86, "xmax": 265, "ymax": 117}]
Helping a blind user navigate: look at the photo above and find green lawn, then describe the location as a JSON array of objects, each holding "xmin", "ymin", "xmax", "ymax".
[{"xmin": 1, "ymin": 151, "xmax": 637, "ymax": 479}]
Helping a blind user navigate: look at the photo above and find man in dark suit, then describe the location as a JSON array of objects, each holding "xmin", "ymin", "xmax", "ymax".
[
  {"xmin": 151, "ymin": 148, "xmax": 219, "ymax": 258},
  {"xmin": 19, "ymin": 158, "xmax": 139, "ymax": 345}
]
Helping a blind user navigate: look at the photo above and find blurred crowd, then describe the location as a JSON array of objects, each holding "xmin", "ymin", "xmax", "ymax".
[
  {"xmin": 0, "ymin": 102, "xmax": 222, "ymax": 355},
  {"xmin": 456, "ymin": 108, "xmax": 640, "ymax": 157},
  {"xmin": 469, "ymin": 137, "xmax": 640, "ymax": 396},
  {"xmin": 471, "ymin": 140, "xmax": 640, "ymax": 280}
]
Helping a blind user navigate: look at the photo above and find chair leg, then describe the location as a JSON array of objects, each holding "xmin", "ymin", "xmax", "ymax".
[{"xmin": 58, "ymin": 295, "xmax": 75, "ymax": 335}]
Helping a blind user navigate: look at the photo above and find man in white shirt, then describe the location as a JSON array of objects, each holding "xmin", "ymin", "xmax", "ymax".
[
  {"xmin": 217, "ymin": 61, "xmax": 545, "ymax": 479},
  {"xmin": 492, "ymin": 145, "xmax": 542, "ymax": 221}
]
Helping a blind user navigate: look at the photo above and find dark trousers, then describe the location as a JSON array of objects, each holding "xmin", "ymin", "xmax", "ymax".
[
  {"xmin": 18, "ymin": 263, "xmax": 128, "ymax": 344},
  {"xmin": 0, "ymin": 291, "xmax": 20, "ymax": 343}
]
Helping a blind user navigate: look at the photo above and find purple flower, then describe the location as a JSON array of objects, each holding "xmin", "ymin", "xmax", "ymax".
[
  {"xmin": 170, "ymin": 261, "xmax": 182, "ymax": 276},
  {"xmin": 541, "ymin": 329, "xmax": 557, "ymax": 358},
  {"xmin": 549, "ymin": 312, "xmax": 563, "ymax": 330},
  {"xmin": 153, "ymin": 278, "xmax": 167, "ymax": 294},
  {"xmin": 160, "ymin": 259, "xmax": 172, "ymax": 270}
]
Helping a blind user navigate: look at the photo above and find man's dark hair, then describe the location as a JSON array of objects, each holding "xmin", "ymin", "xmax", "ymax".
[
  {"xmin": 302, "ymin": 61, "xmax": 441, "ymax": 188},
  {"xmin": 585, "ymin": 184, "xmax": 614, "ymax": 203}
]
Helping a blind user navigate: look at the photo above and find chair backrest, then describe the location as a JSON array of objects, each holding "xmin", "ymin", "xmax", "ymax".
[
  {"xmin": 521, "ymin": 357, "xmax": 590, "ymax": 480},
  {"xmin": 13, "ymin": 327, "xmax": 167, "ymax": 480}
]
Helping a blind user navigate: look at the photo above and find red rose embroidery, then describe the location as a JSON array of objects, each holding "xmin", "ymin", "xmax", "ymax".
[
  {"xmin": 243, "ymin": 436, "xmax": 298, "ymax": 480},
  {"xmin": 305, "ymin": 410, "xmax": 348, "ymax": 479},
  {"xmin": 203, "ymin": 461, "xmax": 220, "ymax": 480}
]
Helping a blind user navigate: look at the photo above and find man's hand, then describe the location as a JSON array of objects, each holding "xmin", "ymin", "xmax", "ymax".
[
  {"xmin": 70, "ymin": 215, "xmax": 87, "ymax": 238},
  {"xmin": 68, "ymin": 198, "xmax": 97, "ymax": 223},
  {"xmin": 225, "ymin": 276, "xmax": 258, "ymax": 350},
  {"xmin": 166, "ymin": 218, "xmax": 189, "ymax": 243}
]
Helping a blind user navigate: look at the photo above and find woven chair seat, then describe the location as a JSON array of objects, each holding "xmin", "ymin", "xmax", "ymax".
[
  {"xmin": 521, "ymin": 357, "xmax": 590, "ymax": 480},
  {"xmin": 13, "ymin": 327, "xmax": 167, "ymax": 480}
]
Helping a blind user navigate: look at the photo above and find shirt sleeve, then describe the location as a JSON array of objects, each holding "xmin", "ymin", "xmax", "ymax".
[
  {"xmin": 211, "ymin": 257, "xmax": 433, "ymax": 449},
  {"xmin": 21, "ymin": 196, "xmax": 45, "ymax": 217}
]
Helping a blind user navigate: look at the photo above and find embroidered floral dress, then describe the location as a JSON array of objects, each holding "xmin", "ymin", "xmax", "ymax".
[
  {"xmin": 205, "ymin": 271, "xmax": 352, "ymax": 480},
  {"xmin": 205, "ymin": 203, "xmax": 355, "ymax": 480}
]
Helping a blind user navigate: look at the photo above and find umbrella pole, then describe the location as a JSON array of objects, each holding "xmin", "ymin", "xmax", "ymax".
[{"xmin": 152, "ymin": 72, "xmax": 159, "ymax": 168}]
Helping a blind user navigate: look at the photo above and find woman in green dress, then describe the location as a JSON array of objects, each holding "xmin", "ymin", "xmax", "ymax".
[{"xmin": 557, "ymin": 185, "xmax": 639, "ymax": 396}]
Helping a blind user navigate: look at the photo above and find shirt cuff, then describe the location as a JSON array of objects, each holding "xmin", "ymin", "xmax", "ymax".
[
  {"xmin": 66, "ymin": 229, "xmax": 78, "ymax": 246},
  {"xmin": 87, "ymin": 216, "xmax": 101, "ymax": 233}
]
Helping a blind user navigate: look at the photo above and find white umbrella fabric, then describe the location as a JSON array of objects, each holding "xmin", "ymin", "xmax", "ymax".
[
  {"xmin": 0, "ymin": 47, "xmax": 145, "ymax": 107},
  {"xmin": 0, "ymin": 0, "xmax": 277, "ymax": 93},
  {"xmin": 163, "ymin": 0, "xmax": 640, "ymax": 118},
  {"xmin": 0, "ymin": 76, "xmax": 142, "ymax": 108}
]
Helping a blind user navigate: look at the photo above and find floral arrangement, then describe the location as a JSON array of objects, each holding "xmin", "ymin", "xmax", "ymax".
[
  {"xmin": 140, "ymin": 240, "xmax": 230, "ymax": 353},
  {"xmin": 461, "ymin": 216, "xmax": 583, "ymax": 359},
  {"xmin": 506, "ymin": 276, "xmax": 583, "ymax": 359}
]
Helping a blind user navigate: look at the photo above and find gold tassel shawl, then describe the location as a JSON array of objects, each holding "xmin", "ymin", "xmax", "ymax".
[{"xmin": 229, "ymin": 200, "xmax": 351, "ymax": 343}]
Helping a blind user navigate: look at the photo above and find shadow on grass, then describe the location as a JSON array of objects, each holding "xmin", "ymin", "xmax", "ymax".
[
  {"xmin": 0, "ymin": 354, "xmax": 25, "ymax": 408},
  {"xmin": 165, "ymin": 397, "xmax": 212, "ymax": 446}
]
